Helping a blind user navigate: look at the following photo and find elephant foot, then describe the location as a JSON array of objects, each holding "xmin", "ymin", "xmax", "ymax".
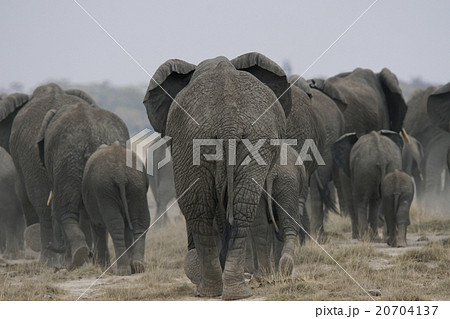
[
  {"xmin": 222, "ymin": 282, "xmax": 253, "ymax": 300},
  {"xmin": 351, "ymin": 231, "xmax": 359, "ymax": 240},
  {"xmin": 71, "ymin": 245, "xmax": 89, "ymax": 268},
  {"xmin": 40, "ymin": 248, "xmax": 63, "ymax": 268},
  {"xmin": 4, "ymin": 250, "xmax": 24, "ymax": 260},
  {"xmin": 114, "ymin": 265, "xmax": 132, "ymax": 276},
  {"xmin": 131, "ymin": 260, "xmax": 145, "ymax": 274},
  {"xmin": 184, "ymin": 249, "xmax": 201, "ymax": 285},
  {"xmin": 24, "ymin": 224, "xmax": 41, "ymax": 252},
  {"xmin": 313, "ymin": 230, "xmax": 328, "ymax": 244},
  {"xmin": 196, "ymin": 279, "xmax": 223, "ymax": 298},
  {"xmin": 279, "ymin": 253, "xmax": 294, "ymax": 277}
]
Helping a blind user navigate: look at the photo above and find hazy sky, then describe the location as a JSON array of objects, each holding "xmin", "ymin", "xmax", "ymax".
[{"xmin": 1, "ymin": 0, "xmax": 449, "ymax": 91}]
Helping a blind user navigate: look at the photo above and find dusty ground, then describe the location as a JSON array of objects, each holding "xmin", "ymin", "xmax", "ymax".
[{"xmin": 0, "ymin": 203, "xmax": 449, "ymax": 301}]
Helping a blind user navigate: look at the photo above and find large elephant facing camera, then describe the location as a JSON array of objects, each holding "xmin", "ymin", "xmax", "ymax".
[{"xmin": 144, "ymin": 52, "xmax": 290, "ymax": 300}]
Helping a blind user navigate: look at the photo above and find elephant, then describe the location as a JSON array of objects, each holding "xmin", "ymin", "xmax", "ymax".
[
  {"xmin": 404, "ymin": 82, "xmax": 450, "ymax": 211},
  {"xmin": 0, "ymin": 146, "xmax": 25, "ymax": 259},
  {"xmin": 380, "ymin": 169, "xmax": 414, "ymax": 247},
  {"xmin": 401, "ymin": 133, "xmax": 424, "ymax": 185},
  {"xmin": 143, "ymin": 52, "xmax": 290, "ymax": 300},
  {"xmin": 36, "ymin": 95, "xmax": 129, "ymax": 267},
  {"xmin": 248, "ymin": 145, "xmax": 307, "ymax": 277},
  {"xmin": 147, "ymin": 136, "xmax": 176, "ymax": 227},
  {"xmin": 0, "ymin": 93, "xmax": 40, "ymax": 251},
  {"xmin": 290, "ymin": 75, "xmax": 345, "ymax": 241},
  {"xmin": 82, "ymin": 142, "xmax": 150, "ymax": 275},
  {"xmin": 311, "ymin": 68, "xmax": 408, "ymax": 237},
  {"xmin": 3, "ymin": 84, "xmax": 97, "ymax": 266},
  {"xmin": 332, "ymin": 130, "xmax": 403, "ymax": 239}
]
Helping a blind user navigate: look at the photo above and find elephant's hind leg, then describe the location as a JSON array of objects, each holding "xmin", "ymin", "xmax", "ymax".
[{"xmin": 181, "ymin": 184, "xmax": 222, "ymax": 297}]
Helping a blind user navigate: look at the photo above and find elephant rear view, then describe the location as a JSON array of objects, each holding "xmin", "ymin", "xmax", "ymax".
[
  {"xmin": 404, "ymin": 82, "xmax": 450, "ymax": 211},
  {"xmin": 82, "ymin": 142, "xmax": 150, "ymax": 275},
  {"xmin": 333, "ymin": 130, "xmax": 403, "ymax": 239},
  {"xmin": 37, "ymin": 99, "xmax": 129, "ymax": 267},
  {"xmin": 381, "ymin": 169, "xmax": 414, "ymax": 247},
  {"xmin": 0, "ymin": 147, "xmax": 25, "ymax": 259},
  {"xmin": 144, "ymin": 52, "xmax": 290, "ymax": 300}
]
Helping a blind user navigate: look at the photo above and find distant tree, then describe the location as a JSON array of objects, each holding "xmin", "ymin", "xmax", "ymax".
[{"xmin": 282, "ymin": 59, "xmax": 293, "ymax": 76}]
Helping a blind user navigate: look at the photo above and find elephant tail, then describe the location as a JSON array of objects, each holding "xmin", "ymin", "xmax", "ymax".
[
  {"xmin": 393, "ymin": 192, "xmax": 400, "ymax": 226},
  {"xmin": 313, "ymin": 171, "xmax": 340, "ymax": 215},
  {"xmin": 219, "ymin": 142, "xmax": 238, "ymax": 269},
  {"xmin": 265, "ymin": 174, "xmax": 281, "ymax": 238},
  {"xmin": 119, "ymin": 183, "xmax": 134, "ymax": 232}
]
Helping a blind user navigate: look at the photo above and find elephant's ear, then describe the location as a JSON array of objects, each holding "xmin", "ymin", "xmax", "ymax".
[
  {"xmin": 332, "ymin": 132, "xmax": 358, "ymax": 177},
  {"xmin": 288, "ymin": 75, "xmax": 312, "ymax": 98},
  {"xmin": 65, "ymin": 89, "xmax": 97, "ymax": 107},
  {"xmin": 427, "ymin": 82, "xmax": 450, "ymax": 131},
  {"xmin": 313, "ymin": 77, "xmax": 348, "ymax": 111},
  {"xmin": 378, "ymin": 68, "xmax": 408, "ymax": 132},
  {"xmin": 379, "ymin": 129, "xmax": 404, "ymax": 150},
  {"xmin": 0, "ymin": 93, "xmax": 29, "ymax": 121},
  {"xmin": 143, "ymin": 59, "xmax": 196, "ymax": 135},
  {"xmin": 37, "ymin": 109, "xmax": 57, "ymax": 168},
  {"xmin": 231, "ymin": 52, "xmax": 292, "ymax": 117}
]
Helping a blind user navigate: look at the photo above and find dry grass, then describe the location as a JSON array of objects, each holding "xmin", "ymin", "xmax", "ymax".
[{"xmin": 0, "ymin": 206, "xmax": 449, "ymax": 301}]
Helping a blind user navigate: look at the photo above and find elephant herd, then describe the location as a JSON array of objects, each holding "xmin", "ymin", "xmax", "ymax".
[{"xmin": 0, "ymin": 52, "xmax": 449, "ymax": 300}]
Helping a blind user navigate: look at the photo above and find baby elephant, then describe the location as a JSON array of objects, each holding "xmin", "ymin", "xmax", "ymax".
[
  {"xmin": 82, "ymin": 141, "xmax": 150, "ymax": 275},
  {"xmin": 380, "ymin": 169, "xmax": 414, "ymax": 247}
]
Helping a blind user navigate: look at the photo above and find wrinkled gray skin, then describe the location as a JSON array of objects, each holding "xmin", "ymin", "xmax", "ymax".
[
  {"xmin": 249, "ymin": 146, "xmax": 307, "ymax": 277},
  {"xmin": 401, "ymin": 134, "xmax": 424, "ymax": 185},
  {"xmin": 144, "ymin": 53, "xmax": 290, "ymax": 300},
  {"xmin": 290, "ymin": 75, "xmax": 345, "ymax": 241},
  {"xmin": 6, "ymin": 84, "xmax": 99, "ymax": 267},
  {"xmin": 37, "ymin": 97, "xmax": 129, "ymax": 268},
  {"xmin": 406, "ymin": 82, "xmax": 450, "ymax": 211},
  {"xmin": 333, "ymin": 131, "xmax": 403, "ymax": 239},
  {"xmin": 82, "ymin": 142, "xmax": 150, "ymax": 275},
  {"xmin": 284, "ymin": 78, "xmax": 326, "ymax": 246},
  {"xmin": 0, "ymin": 93, "xmax": 40, "ymax": 230},
  {"xmin": 312, "ymin": 68, "xmax": 408, "ymax": 238},
  {"xmin": 380, "ymin": 169, "xmax": 414, "ymax": 247},
  {"xmin": 147, "ymin": 137, "xmax": 176, "ymax": 227},
  {"xmin": 0, "ymin": 147, "xmax": 25, "ymax": 259}
]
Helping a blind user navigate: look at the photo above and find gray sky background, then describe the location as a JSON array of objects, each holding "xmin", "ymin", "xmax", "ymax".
[{"xmin": 1, "ymin": 0, "xmax": 449, "ymax": 91}]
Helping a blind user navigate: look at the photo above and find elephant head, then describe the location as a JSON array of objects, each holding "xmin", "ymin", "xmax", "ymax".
[
  {"xmin": 143, "ymin": 52, "xmax": 292, "ymax": 135},
  {"xmin": 288, "ymin": 75, "xmax": 312, "ymax": 98},
  {"xmin": 333, "ymin": 130, "xmax": 403, "ymax": 177},
  {"xmin": 427, "ymin": 82, "xmax": 450, "ymax": 132}
]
